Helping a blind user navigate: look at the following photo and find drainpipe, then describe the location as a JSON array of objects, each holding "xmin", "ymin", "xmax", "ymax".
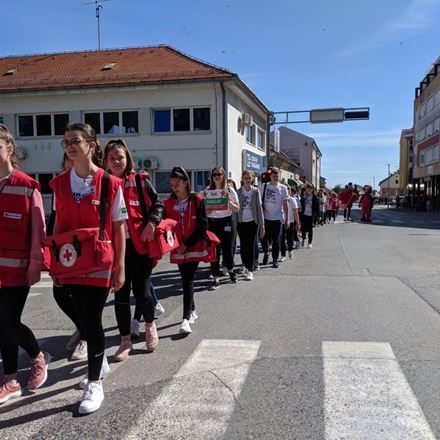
[{"xmin": 220, "ymin": 81, "xmax": 227, "ymax": 175}]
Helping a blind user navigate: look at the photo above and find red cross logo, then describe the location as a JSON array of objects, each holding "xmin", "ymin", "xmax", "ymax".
[
  {"xmin": 63, "ymin": 248, "xmax": 73, "ymax": 262},
  {"xmin": 60, "ymin": 243, "xmax": 77, "ymax": 268}
]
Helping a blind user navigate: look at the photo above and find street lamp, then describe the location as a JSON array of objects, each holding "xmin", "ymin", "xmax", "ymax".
[{"xmin": 387, "ymin": 164, "xmax": 390, "ymax": 208}]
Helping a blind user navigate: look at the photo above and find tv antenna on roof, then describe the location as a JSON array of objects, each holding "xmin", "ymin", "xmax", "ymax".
[{"xmin": 83, "ymin": 0, "xmax": 109, "ymax": 50}]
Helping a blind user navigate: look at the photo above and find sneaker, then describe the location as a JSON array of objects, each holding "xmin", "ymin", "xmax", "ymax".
[
  {"xmin": 208, "ymin": 274, "xmax": 214, "ymax": 280},
  {"xmin": 78, "ymin": 381, "xmax": 104, "ymax": 415},
  {"xmin": 79, "ymin": 356, "xmax": 110, "ymax": 389},
  {"xmin": 208, "ymin": 278, "xmax": 220, "ymax": 290},
  {"xmin": 272, "ymin": 261, "xmax": 280, "ymax": 268},
  {"xmin": 66, "ymin": 329, "xmax": 81, "ymax": 351},
  {"xmin": 189, "ymin": 310, "xmax": 198, "ymax": 325},
  {"xmin": 113, "ymin": 340, "xmax": 132, "ymax": 362},
  {"xmin": 262, "ymin": 254, "xmax": 269, "ymax": 265},
  {"xmin": 229, "ymin": 271, "xmax": 237, "ymax": 283},
  {"xmin": 221, "ymin": 266, "xmax": 229, "ymax": 276},
  {"xmin": 155, "ymin": 303, "xmax": 165, "ymax": 316},
  {"xmin": 307, "ymin": 243, "xmax": 313, "ymax": 249},
  {"xmin": 130, "ymin": 319, "xmax": 140, "ymax": 338},
  {"xmin": 27, "ymin": 351, "xmax": 51, "ymax": 391},
  {"xmin": 0, "ymin": 380, "xmax": 22, "ymax": 404},
  {"xmin": 71, "ymin": 340, "xmax": 88, "ymax": 360},
  {"xmin": 145, "ymin": 322, "xmax": 159, "ymax": 352},
  {"xmin": 253, "ymin": 264, "xmax": 261, "ymax": 271},
  {"xmin": 245, "ymin": 271, "xmax": 254, "ymax": 281},
  {"xmin": 288, "ymin": 251, "xmax": 293, "ymax": 259},
  {"xmin": 279, "ymin": 256, "xmax": 287, "ymax": 262},
  {"xmin": 238, "ymin": 266, "xmax": 247, "ymax": 274},
  {"xmin": 179, "ymin": 319, "xmax": 192, "ymax": 334}
]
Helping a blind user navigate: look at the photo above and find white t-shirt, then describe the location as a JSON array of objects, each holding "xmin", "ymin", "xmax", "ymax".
[
  {"xmin": 54, "ymin": 169, "xmax": 128, "ymax": 222},
  {"xmin": 262, "ymin": 183, "xmax": 288, "ymax": 221},
  {"xmin": 287, "ymin": 196, "xmax": 298, "ymax": 224},
  {"xmin": 205, "ymin": 187, "xmax": 238, "ymax": 219},
  {"xmin": 240, "ymin": 187, "xmax": 254, "ymax": 223}
]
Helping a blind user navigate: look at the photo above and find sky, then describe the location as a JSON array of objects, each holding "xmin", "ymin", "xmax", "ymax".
[{"xmin": 2, "ymin": 0, "xmax": 440, "ymax": 188}]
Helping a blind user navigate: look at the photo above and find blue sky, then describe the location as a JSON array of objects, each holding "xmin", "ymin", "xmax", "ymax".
[{"xmin": 2, "ymin": 0, "xmax": 440, "ymax": 188}]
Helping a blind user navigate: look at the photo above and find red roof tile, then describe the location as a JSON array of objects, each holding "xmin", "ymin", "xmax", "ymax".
[{"xmin": 0, "ymin": 45, "xmax": 236, "ymax": 92}]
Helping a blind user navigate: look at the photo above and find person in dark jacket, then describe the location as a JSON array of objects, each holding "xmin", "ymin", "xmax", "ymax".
[{"xmin": 300, "ymin": 184, "xmax": 320, "ymax": 249}]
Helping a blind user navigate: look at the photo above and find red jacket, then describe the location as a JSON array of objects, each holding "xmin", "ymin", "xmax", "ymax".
[
  {"xmin": 0, "ymin": 170, "xmax": 40, "ymax": 287},
  {"xmin": 49, "ymin": 168, "xmax": 120, "ymax": 287},
  {"xmin": 164, "ymin": 194, "xmax": 209, "ymax": 263}
]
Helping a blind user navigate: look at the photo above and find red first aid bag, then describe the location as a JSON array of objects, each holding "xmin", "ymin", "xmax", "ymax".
[
  {"xmin": 202, "ymin": 231, "xmax": 220, "ymax": 263},
  {"xmin": 147, "ymin": 219, "xmax": 180, "ymax": 259},
  {"xmin": 44, "ymin": 227, "xmax": 114, "ymax": 278}
]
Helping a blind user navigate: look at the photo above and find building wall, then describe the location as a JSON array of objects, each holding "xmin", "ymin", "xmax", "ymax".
[
  {"xmin": 379, "ymin": 173, "xmax": 401, "ymax": 197},
  {"xmin": 399, "ymin": 129, "xmax": 413, "ymax": 191}
]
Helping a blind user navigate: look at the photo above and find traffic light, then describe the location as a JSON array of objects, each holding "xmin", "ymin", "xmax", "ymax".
[{"xmin": 261, "ymin": 168, "xmax": 274, "ymax": 183}]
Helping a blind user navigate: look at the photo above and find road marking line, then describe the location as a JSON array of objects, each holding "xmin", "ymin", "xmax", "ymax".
[
  {"xmin": 31, "ymin": 281, "xmax": 53, "ymax": 289},
  {"xmin": 323, "ymin": 341, "xmax": 435, "ymax": 440},
  {"xmin": 28, "ymin": 292, "xmax": 42, "ymax": 297},
  {"xmin": 391, "ymin": 219, "xmax": 404, "ymax": 223},
  {"xmin": 125, "ymin": 339, "xmax": 261, "ymax": 440}
]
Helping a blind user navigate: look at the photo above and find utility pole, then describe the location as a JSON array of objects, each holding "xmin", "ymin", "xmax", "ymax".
[
  {"xmin": 84, "ymin": 0, "xmax": 108, "ymax": 50},
  {"xmin": 387, "ymin": 163, "xmax": 390, "ymax": 208}
]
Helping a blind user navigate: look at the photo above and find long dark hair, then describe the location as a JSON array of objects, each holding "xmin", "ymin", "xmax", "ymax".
[
  {"xmin": 104, "ymin": 138, "xmax": 135, "ymax": 178},
  {"xmin": 208, "ymin": 166, "xmax": 227, "ymax": 190},
  {"xmin": 170, "ymin": 166, "xmax": 192, "ymax": 196},
  {"xmin": 65, "ymin": 122, "xmax": 104, "ymax": 168}
]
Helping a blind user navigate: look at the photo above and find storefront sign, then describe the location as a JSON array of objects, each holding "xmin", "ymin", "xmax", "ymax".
[
  {"xmin": 203, "ymin": 189, "xmax": 229, "ymax": 211},
  {"xmin": 243, "ymin": 150, "xmax": 264, "ymax": 173}
]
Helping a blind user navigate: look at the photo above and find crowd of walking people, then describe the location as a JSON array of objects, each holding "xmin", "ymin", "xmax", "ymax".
[{"xmin": 0, "ymin": 122, "xmax": 369, "ymax": 414}]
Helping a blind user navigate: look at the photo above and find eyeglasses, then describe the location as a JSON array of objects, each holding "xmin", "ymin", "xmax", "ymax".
[
  {"xmin": 212, "ymin": 173, "xmax": 223, "ymax": 177},
  {"xmin": 61, "ymin": 138, "xmax": 85, "ymax": 149}
]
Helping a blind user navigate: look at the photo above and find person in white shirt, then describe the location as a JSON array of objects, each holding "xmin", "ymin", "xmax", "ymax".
[
  {"xmin": 204, "ymin": 167, "xmax": 239, "ymax": 290},
  {"xmin": 260, "ymin": 167, "xmax": 289, "ymax": 268},
  {"xmin": 280, "ymin": 186, "xmax": 301, "ymax": 260}
]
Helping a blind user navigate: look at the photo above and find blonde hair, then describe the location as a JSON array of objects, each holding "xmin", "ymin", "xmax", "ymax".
[{"xmin": 0, "ymin": 123, "xmax": 19, "ymax": 168}]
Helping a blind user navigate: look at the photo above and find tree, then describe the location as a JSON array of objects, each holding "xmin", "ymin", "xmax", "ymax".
[{"xmin": 332, "ymin": 184, "xmax": 342, "ymax": 193}]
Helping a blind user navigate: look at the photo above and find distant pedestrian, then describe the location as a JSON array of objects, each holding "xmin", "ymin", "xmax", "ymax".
[
  {"xmin": 359, "ymin": 185, "xmax": 373, "ymax": 222},
  {"xmin": 300, "ymin": 184, "xmax": 319, "ymax": 248}
]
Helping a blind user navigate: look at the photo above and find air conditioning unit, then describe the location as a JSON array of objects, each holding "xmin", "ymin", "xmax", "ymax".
[
  {"xmin": 143, "ymin": 158, "xmax": 159, "ymax": 170},
  {"xmin": 241, "ymin": 112, "xmax": 253, "ymax": 126}
]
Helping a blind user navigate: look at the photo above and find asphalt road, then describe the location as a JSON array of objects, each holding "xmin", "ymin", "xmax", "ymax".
[{"xmin": 2, "ymin": 206, "xmax": 440, "ymax": 439}]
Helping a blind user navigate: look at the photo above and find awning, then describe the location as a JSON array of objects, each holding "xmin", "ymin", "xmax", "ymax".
[{"xmin": 288, "ymin": 179, "xmax": 302, "ymax": 187}]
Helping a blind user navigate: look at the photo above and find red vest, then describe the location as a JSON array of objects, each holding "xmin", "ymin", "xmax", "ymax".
[
  {"xmin": 49, "ymin": 168, "xmax": 120, "ymax": 287},
  {"xmin": 164, "ymin": 194, "xmax": 210, "ymax": 263},
  {"xmin": 123, "ymin": 172, "xmax": 152, "ymax": 256},
  {"xmin": 0, "ymin": 170, "xmax": 40, "ymax": 287}
]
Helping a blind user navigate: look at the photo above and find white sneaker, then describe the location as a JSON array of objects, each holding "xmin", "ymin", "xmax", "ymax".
[
  {"xmin": 189, "ymin": 311, "xmax": 198, "ymax": 325},
  {"xmin": 245, "ymin": 271, "xmax": 254, "ymax": 281},
  {"xmin": 66, "ymin": 330, "xmax": 81, "ymax": 351},
  {"xmin": 221, "ymin": 266, "xmax": 229, "ymax": 276},
  {"xmin": 288, "ymin": 251, "xmax": 293, "ymax": 259},
  {"xmin": 179, "ymin": 319, "xmax": 192, "ymax": 334},
  {"xmin": 279, "ymin": 256, "xmax": 287, "ymax": 262},
  {"xmin": 155, "ymin": 303, "xmax": 165, "ymax": 316},
  {"xmin": 307, "ymin": 243, "xmax": 313, "ymax": 249},
  {"xmin": 79, "ymin": 356, "xmax": 110, "ymax": 389},
  {"xmin": 130, "ymin": 319, "xmax": 140, "ymax": 338},
  {"xmin": 238, "ymin": 266, "xmax": 247, "ymax": 274},
  {"xmin": 78, "ymin": 382, "xmax": 104, "ymax": 415},
  {"xmin": 71, "ymin": 340, "xmax": 88, "ymax": 360}
]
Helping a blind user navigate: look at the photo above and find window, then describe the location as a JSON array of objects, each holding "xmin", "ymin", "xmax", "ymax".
[
  {"xmin": 154, "ymin": 110, "xmax": 171, "ymax": 132},
  {"xmin": 18, "ymin": 115, "xmax": 34, "ymax": 136},
  {"xmin": 17, "ymin": 113, "xmax": 69, "ymax": 137},
  {"xmin": 193, "ymin": 108, "xmax": 210, "ymax": 131},
  {"xmin": 193, "ymin": 170, "xmax": 211, "ymax": 192},
  {"xmin": 153, "ymin": 107, "xmax": 211, "ymax": 133},
  {"xmin": 84, "ymin": 111, "xmax": 139, "ymax": 134},
  {"xmin": 245, "ymin": 125, "xmax": 255, "ymax": 144},
  {"xmin": 257, "ymin": 130, "xmax": 265, "ymax": 150},
  {"xmin": 155, "ymin": 171, "xmax": 172, "ymax": 193},
  {"xmin": 36, "ymin": 114, "xmax": 51, "ymax": 136},
  {"xmin": 434, "ymin": 118, "xmax": 440, "ymax": 134}
]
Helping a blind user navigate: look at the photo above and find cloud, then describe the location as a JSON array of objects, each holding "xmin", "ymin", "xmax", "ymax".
[{"xmin": 338, "ymin": 0, "xmax": 438, "ymax": 56}]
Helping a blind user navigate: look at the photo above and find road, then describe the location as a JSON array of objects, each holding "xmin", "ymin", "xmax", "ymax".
[{"xmin": 2, "ymin": 206, "xmax": 440, "ymax": 439}]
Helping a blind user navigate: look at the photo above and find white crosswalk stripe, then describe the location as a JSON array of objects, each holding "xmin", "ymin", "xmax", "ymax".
[
  {"xmin": 125, "ymin": 339, "xmax": 261, "ymax": 440},
  {"xmin": 323, "ymin": 341, "xmax": 435, "ymax": 439}
]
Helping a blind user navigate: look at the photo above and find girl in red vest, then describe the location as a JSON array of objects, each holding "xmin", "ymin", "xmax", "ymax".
[
  {"xmin": 50, "ymin": 123, "xmax": 127, "ymax": 414},
  {"xmin": 104, "ymin": 139, "xmax": 164, "ymax": 361},
  {"xmin": 0, "ymin": 124, "xmax": 50, "ymax": 405},
  {"xmin": 164, "ymin": 167, "xmax": 209, "ymax": 334}
]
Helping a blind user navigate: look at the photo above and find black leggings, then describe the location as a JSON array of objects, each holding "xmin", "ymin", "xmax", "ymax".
[
  {"xmin": 208, "ymin": 216, "xmax": 235, "ymax": 276},
  {"xmin": 53, "ymin": 285, "xmax": 84, "ymax": 339},
  {"xmin": 68, "ymin": 284, "xmax": 109, "ymax": 381},
  {"xmin": 115, "ymin": 239, "xmax": 154, "ymax": 336},
  {"xmin": 178, "ymin": 262, "xmax": 199, "ymax": 320},
  {"xmin": 262, "ymin": 219, "xmax": 283, "ymax": 261},
  {"xmin": 301, "ymin": 215, "xmax": 313, "ymax": 244},
  {"xmin": 237, "ymin": 221, "xmax": 258, "ymax": 271},
  {"xmin": 281, "ymin": 222, "xmax": 294, "ymax": 256},
  {"xmin": 0, "ymin": 286, "xmax": 40, "ymax": 375}
]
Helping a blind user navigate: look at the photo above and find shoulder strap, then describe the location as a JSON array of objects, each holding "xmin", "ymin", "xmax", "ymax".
[
  {"xmin": 99, "ymin": 172, "xmax": 110, "ymax": 241},
  {"xmin": 262, "ymin": 183, "xmax": 267, "ymax": 206},
  {"xmin": 135, "ymin": 173, "xmax": 149, "ymax": 225}
]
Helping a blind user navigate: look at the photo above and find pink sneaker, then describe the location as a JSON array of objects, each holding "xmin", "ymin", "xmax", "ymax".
[
  {"xmin": 113, "ymin": 340, "xmax": 132, "ymax": 362},
  {"xmin": 27, "ymin": 351, "xmax": 51, "ymax": 391},
  {"xmin": 145, "ymin": 322, "xmax": 159, "ymax": 352},
  {"xmin": 0, "ymin": 380, "xmax": 22, "ymax": 404}
]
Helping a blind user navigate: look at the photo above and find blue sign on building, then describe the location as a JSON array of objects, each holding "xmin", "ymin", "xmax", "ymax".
[{"xmin": 243, "ymin": 149, "xmax": 265, "ymax": 173}]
